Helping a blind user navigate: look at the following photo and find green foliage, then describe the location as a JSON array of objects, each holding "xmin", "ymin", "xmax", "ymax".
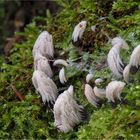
[
  {"xmin": 112, "ymin": 0, "xmax": 138, "ymax": 12},
  {"xmin": 1, "ymin": 0, "xmax": 140, "ymax": 139}
]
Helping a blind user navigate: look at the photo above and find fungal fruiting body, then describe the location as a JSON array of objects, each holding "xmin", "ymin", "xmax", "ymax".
[
  {"xmin": 123, "ymin": 45, "xmax": 140, "ymax": 83},
  {"xmin": 93, "ymin": 86, "xmax": 106, "ymax": 99},
  {"xmin": 106, "ymin": 81, "xmax": 126, "ymax": 102},
  {"xmin": 59, "ymin": 67, "xmax": 67, "ymax": 84},
  {"xmin": 107, "ymin": 37, "xmax": 129, "ymax": 78},
  {"xmin": 54, "ymin": 85, "xmax": 85, "ymax": 133},
  {"xmin": 72, "ymin": 21, "xmax": 87, "ymax": 43},
  {"xmin": 111, "ymin": 37, "xmax": 129, "ymax": 50},
  {"xmin": 86, "ymin": 73, "xmax": 93, "ymax": 83},
  {"xmin": 53, "ymin": 59, "xmax": 68, "ymax": 67},
  {"xmin": 34, "ymin": 52, "xmax": 53, "ymax": 78},
  {"xmin": 91, "ymin": 25, "xmax": 96, "ymax": 32},
  {"xmin": 129, "ymin": 45, "xmax": 140, "ymax": 69},
  {"xmin": 32, "ymin": 31, "xmax": 54, "ymax": 58},
  {"xmin": 107, "ymin": 46, "xmax": 123, "ymax": 77},
  {"xmin": 123, "ymin": 64, "xmax": 130, "ymax": 83},
  {"xmin": 94, "ymin": 78, "xmax": 104, "ymax": 85},
  {"xmin": 32, "ymin": 70, "xmax": 58, "ymax": 105},
  {"xmin": 84, "ymin": 84, "xmax": 99, "ymax": 107}
]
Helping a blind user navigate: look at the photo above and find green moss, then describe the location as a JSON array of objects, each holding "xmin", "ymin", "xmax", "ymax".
[{"xmin": 77, "ymin": 84, "xmax": 140, "ymax": 140}]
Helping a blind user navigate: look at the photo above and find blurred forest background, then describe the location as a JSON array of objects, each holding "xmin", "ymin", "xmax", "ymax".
[
  {"xmin": 1, "ymin": 0, "xmax": 140, "ymax": 139},
  {"xmin": 0, "ymin": 0, "xmax": 59, "ymax": 55}
]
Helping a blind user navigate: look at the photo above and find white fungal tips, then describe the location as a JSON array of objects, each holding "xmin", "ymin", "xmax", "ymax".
[
  {"xmin": 107, "ymin": 48, "xmax": 122, "ymax": 77},
  {"xmin": 106, "ymin": 81, "xmax": 126, "ymax": 102},
  {"xmin": 91, "ymin": 25, "xmax": 96, "ymax": 32},
  {"xmin": 93, "ymin": 86, "xmax": 106, "ymax": 99},
  {"xmin": 59, "ymin": 67, "xmax": 67, "ymax": 84},
  {"xmin": 86, "ymin": 73, "xmax": 93, "ymax": 83},
  {"xmin": 123, "ymin": 64, "xmax": 130, "ymax": 83},
  {"xmin": 123, "ymin": 45, "xmax": 140, "ymax": 82},
  {"xmin": 84, "ymin": 84, "xmax": 99, "ymax": 107},
  {"xmin": 107, "ymin": 37, "xmax": 129, "ymax": 78},
  {"xmin": 34, "ymin": 53, "xmax": 53, "ymax": 78},
  {"xmin": 32, "ymin": 70, "xmax": 58, "ymax": 104},
  {"xmin": 54, "ymin": 86, "xmax": 85, "ymax": 133},
  {"xmin": 72, "ymin": 21, "xmax": 87, "ymax": 42},
  {"xmin": 94, "ymin": 78, "xmax": 104, "ymax": 85},
  {"xmin": 32, "ymin": 31, "xmax": 58, "ymax": 107},
  {"xmin": 129, "ymin": 45, "xmax": 140, "ymax": 68},
  {"xmin": 33, "ymin": 31, "xmax": 54, "ymax": 58},
  {"xmin": 111, "ymin": 37, "xmax": 129, "ymax": 50},
  {"xmin": 53, "ymin": 59, "xmax": 68, "ymax": 67},
  {"xmin": 67, "ymin": 85, "xmax": 74, "ymax": 95},
  {"xmin": 54, "ymin": 59, "xmax": 68, "ymax": 84},
  {"xmin": 30, "ymin": 23, "xmax": 132, "ymax": 134}
]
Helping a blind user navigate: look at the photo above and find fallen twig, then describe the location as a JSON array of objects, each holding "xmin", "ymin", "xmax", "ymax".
[{"xmin": 11, "ymin": 85, "xmax": 25, "ymax": 101}]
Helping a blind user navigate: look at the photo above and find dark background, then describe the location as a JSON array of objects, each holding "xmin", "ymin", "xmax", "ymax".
[{"xmin": 0, "ymin": 0, "xmax": 59, "ymax": 55}]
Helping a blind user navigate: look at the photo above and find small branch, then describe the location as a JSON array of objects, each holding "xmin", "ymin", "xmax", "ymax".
[{"xmin": 11, "ymin": 85, "xmax": 25, "ymax": 101}]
